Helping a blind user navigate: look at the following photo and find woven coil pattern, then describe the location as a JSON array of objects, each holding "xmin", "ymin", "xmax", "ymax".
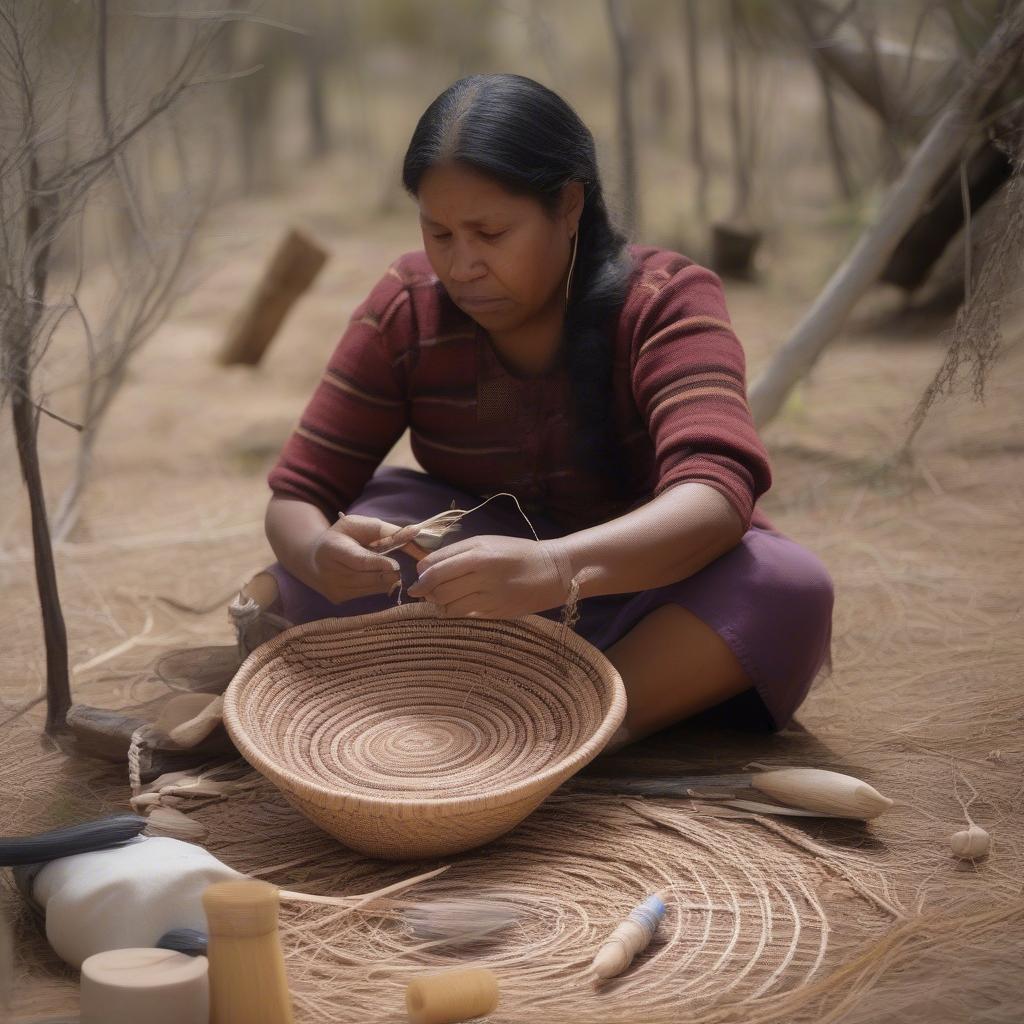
[{"xmin": 223, "ymin": 604, "xmax": 626, "ymax": 859}]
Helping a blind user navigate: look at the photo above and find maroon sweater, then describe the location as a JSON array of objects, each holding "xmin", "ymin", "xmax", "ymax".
[{"xmin": 268, "ymin": 245, "xmax": 773, "ymax": 534}]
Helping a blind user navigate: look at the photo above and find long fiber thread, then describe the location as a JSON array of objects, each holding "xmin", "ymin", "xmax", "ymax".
[
  {"xmin": 5, "ymin": 346, "xmax": 1024, "ymax": 1023},
  {"xmin": 7, "ymin": 704, "xmax": 1024, "ymax": 1023},
  {"xmin": 372, "ymin": 491, "xmax": 584, "ymax": 631}
]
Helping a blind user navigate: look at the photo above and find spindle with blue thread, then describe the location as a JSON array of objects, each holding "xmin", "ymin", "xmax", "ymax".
[{"xmin": 589, "ymin": 892, "xmax": 666, "ymax": 981}]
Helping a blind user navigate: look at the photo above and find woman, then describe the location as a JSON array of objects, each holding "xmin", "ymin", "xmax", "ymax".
[{"xmin": 236, "ymin": 74, "xmax": 833, "ymax": 751}]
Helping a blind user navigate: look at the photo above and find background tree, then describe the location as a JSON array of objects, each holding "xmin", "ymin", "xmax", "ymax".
[
  {"xmin": 749, "ymin": 1, "xmax": 1024, "ymax": 427},
  {"xmin": 710, "ymin": 0, "xmax": 766, "ymax": 278},
  {"xmin": 681, "ymin": 0, "xmax": 709, "ymax": 224},
  {"xmin": 606, "ymin": 0, "xmax": 640, "ymax": 237},
  {"xmin": 0, "ymin": 1, "xmax": 228, "ymax": 732}
]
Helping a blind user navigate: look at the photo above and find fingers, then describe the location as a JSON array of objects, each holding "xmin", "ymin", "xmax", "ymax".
[
  {"xmin": 416, "ymin": 537, "xmax": 478, "ymax": 574},
  {"xmin": 434, "ymin": 593, "xmax": 489, "ymax": 617},
  {"xmin": 406, "ymin": 552, "xmax": 477, "ymax": 599},
  {"xmin": 334, "ymin": 514, "xmax": 403, "ymax": 549},
  {"xmin": 402, "ymin": 540, "xmax": 432, "ymax": 561},
  {"xmin": 320, "ymin": 568, "xmax": 401, "ymax": 604},
  {"xmin": 324, "ymin": 533, "xmax": 401, "ymax": 575},
  {"xmin": 366, "ymin": 530, "xmax": 432, "ymax": 562},
  {"xmin": 319, "ymin": 539, "xmax": 401, "ymax": 598},
  {"xmin": 366, "ymin": 522, "xmax": 421, "ymax": 553},
  {"xmin": 411, "ymin": 573, "xmax": 481, "ymax": 608}
]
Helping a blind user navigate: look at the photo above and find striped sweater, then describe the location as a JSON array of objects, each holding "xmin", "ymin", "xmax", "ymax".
[{"xmin": 267, "ymin": 245, "xmax": 773, "ymax": 534}]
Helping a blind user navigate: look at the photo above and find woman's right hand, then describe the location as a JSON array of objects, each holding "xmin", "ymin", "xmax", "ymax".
[{"xmin": 308, "ymin": 514, "xmax": 417, "ymax": 603}]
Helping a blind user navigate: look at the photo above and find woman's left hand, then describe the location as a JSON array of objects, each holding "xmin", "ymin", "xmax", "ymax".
[{"xmin": 406, "ymin": 535, "xmax": 573, "ymax": 618}]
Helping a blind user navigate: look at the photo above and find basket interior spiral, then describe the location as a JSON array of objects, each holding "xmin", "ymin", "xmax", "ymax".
[{"xmin": 223, "ymin": 605, "xmax": 626, "ymax": 855}]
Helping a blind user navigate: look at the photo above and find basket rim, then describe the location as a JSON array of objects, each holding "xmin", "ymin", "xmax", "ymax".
[{"xmin": 222, "ymin": 603, "xmax": 627, "ymax": 817}]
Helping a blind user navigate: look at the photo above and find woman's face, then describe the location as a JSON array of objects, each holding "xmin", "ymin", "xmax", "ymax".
[{"xmin": 416, "ymin": 161, "xmax": 582, "ymax": 332}]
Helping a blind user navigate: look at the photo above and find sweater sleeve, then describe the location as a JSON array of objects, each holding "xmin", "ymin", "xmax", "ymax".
[
  {"xmin": 629, "ymin": 261, "xmax": 771, "ymax": 531},
  {"xmin": 266, "ymin": 268, "xmax": 412, "ymax": 521}
]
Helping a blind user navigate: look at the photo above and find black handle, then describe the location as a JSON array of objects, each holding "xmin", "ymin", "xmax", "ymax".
[{"xmin": 0, "ymin": 813, "xmax": 148, "ymax": 867}]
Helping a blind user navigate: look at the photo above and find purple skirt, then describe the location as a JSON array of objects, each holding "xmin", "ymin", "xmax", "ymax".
[{"xmin": 264, "ymin": 467, "xmax": 833, "ymax": 731}]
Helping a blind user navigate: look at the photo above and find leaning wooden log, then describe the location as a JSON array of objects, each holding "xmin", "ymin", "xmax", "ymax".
[
  {"xmin": 66, "ymin": 704, "xmax": 237, "ymax": 784},
  {"xmin": 881, "ymin": 136, "xmax": 1015, "ymax": 291},
  {"xmin": 749, "ymin": 4, "xmax": 1024, "ymax": 428},
  {"xmin": 218, "ymin": 227, "xmax": 328, "ymax": 367}
]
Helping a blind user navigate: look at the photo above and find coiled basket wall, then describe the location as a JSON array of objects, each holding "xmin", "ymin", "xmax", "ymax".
[{"xmin": 223, "ymin": 604, "xmax": 626, "ymax": 859}]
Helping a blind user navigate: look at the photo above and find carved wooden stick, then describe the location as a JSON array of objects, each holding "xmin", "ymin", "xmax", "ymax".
[{"xmin": 580, "ymin": 767, "xmax": 893, "ymax": 820}]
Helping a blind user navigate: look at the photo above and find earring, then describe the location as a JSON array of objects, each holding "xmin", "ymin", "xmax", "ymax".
[{"xmin": 565, "ymin": 229, "xmax": 579, "ymax": 305}]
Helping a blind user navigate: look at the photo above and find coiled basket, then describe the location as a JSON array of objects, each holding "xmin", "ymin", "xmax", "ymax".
[{"xmin": 223, "ymin": 604, "xmax": 626, "ymax": 859}]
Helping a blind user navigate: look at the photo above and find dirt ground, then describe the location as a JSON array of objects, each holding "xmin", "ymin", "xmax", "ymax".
[{"xmin": 1, "ymin": 145, "xmax": 1022, "ymax": 1021}]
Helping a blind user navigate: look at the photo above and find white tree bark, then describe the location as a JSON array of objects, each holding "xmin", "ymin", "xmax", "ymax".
[{"xmin": 749, "ymin": 2, "xmax": 1024, "ymax": 428}]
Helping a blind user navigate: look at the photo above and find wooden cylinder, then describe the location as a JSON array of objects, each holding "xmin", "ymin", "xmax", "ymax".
[
  {"xmin": 752, "ymin": 768, "xmax": 893, "ymax": 820},
  {"xmin": 203, "ymin": 879, "xmax": 293, "ymax": 1024},
  {"xmin": 405, "ymin": 967, "xmax": 499, "ymax": 1024},
  {"xmin": 218, "ymin": 227, "xmax": 328, "ymax": 367},
  {"xmin": 80, "ymin": 948, "xmax": 208, "ymax": 1024}
]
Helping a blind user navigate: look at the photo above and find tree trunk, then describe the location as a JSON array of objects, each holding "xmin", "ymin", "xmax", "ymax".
[
  {"xmin": 10, "ymin": 157, "xmax": 73, "ymax": 734},
  {"xmin": 880, "ymin": 135, "xmax": 1015, "ymax": 290},
  {"xmin": 10, "ymin": 377, "xmax": 71, "ymax": 734},
  {"xmin": 682, "ymin": 0, "xmax": 709, "ymax": 222},
  {"xmin": 725, "ymin": 0, "xmax": 751, "ymax": 222},
  {"xmin": 606, "ymin": 0, "xmax": 639, "ymax": 236},
  {"xmin": 302, "ymin": 31, "xmax": 329, "ymax": 160},
  {"xmin": 748, "ymin": 4, "xmax": 1024, "ymax": 428},
  {"xmin": 713, "ymin": 0, "xmax": 761, "ymax": 278},
  {"xmin": 811, "ymin": 52, "xmax": 855, "ymax": 201}
]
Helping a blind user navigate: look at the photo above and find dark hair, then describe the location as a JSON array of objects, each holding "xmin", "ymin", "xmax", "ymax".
[{"xmin": 401, "ymin": 73, "xmax": 633, "ymax": 486}]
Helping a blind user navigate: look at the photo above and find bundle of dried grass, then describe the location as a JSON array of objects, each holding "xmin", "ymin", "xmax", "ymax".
[{"xmin": 4, "ymin": 335, "xmax": 1024, "ymax": 1021}]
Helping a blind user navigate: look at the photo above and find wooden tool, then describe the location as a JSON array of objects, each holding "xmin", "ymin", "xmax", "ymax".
[
  {"xmin": 589, "ymin": 893, "xmax": 665, "ymax": 981},
  {"xmin": 203, "ymin": 879, "xmax": 293, "ymax": 1024},
  {"xmin": 580, "ymin": 767, "xmax": 893, "ymax": 821}
]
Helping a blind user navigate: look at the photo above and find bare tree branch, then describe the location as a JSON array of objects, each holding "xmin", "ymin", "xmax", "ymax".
[
  {"xmin": 902, "ymin": 137, "xmax": 1024, "ymax": 451},
  {"xmin": 128, "ymin": 8, "xmax": 307, "ymax": 35},
  {"xmin": 750, "ymin": 3, "xmax": 1024, "ymax": 427},
  {"xmin": 0, "ymin": 0, "xmax": 230, "ymax": 731}
]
